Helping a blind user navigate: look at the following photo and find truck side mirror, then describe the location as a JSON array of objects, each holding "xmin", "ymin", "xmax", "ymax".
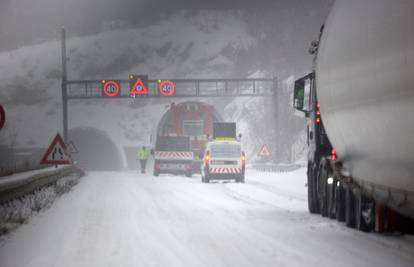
[
  {"xmin": 293, "ymin": 73, "xmax": 312, "ymax": 114},
  {"xmin": 293, "ymin": 78, "xmax": 305, "ymax": 111}
]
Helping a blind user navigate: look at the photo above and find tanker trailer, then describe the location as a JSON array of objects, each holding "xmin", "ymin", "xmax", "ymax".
[{"xmin": 293, "ymin": 0, "xmax": 414, "ymax": 232}]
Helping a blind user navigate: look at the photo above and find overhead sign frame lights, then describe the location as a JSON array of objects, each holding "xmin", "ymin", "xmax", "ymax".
[
  {"xmin": 0, "ymin": 104, "xmax": 5, "ymax": 130},
  {"xmin": 102, "ymin": 80, "xmax": 120, "ymax": 97},
  {"xmin": 159, "ymin": 80, "xmax": 175, "ymax": 96}
]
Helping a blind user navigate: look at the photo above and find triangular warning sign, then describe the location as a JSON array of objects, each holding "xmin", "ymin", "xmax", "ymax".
[
  {"xmin": 130, "ymin": 78, "xmax": 148, "ymax": 96},
  {"xmin": 259, "ymin": 144, "xmax": 271, "ymax": 157},
  {"xmin": 67, "ymin": 140, "xmax": 79, "ymax": 154},
  {"xmin": 40, "ymin": 133, "xmax": 71, "ymax": 165}
]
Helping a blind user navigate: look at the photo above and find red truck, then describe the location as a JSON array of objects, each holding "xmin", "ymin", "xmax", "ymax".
[{"xmin": 155, "ymin": 101, "xmax": 223, "ymax": 173}]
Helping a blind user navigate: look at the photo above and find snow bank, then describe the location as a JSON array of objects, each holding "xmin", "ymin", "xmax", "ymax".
[{"xmin": 0, "ymin": 171, "xmax": 82, "ymax": 235}]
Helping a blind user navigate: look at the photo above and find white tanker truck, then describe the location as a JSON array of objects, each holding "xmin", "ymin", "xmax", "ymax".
[{"xmin": 293, "ymin": 0, "xmax": 414, "ymax": 232}]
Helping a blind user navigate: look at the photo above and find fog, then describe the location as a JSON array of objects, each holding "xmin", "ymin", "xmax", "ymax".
[
  {"xmin": 0, "ymin": 0, "xmax": 333, "ymax": 172},
  {"xmin": 0, "ymin": 0, "xmax": 332, "ymax": 51}
]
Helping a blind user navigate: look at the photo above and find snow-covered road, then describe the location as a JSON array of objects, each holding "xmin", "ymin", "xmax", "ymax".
[{"xmin": 1, "ymin": 169, "xmax": 414, "ymax": 267}]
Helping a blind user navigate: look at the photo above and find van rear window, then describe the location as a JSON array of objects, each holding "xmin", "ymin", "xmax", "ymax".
[{"xmin": 210, "ymin": 144, "xmax": 240, "ymax": 158}]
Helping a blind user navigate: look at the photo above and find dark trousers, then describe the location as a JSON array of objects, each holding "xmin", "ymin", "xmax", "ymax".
[{"xmin": 139, "ymin": 159, "xmax": 147, "ymax": 173}]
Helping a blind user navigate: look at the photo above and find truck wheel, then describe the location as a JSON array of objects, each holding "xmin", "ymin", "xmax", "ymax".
[
  {"xmin": 307, "ymin": 162, "xmax": 320, "ymax": 214},
  {"xmin": 318, "ymin": 160, "xmax": 329, "ymax": 217},
  {"xmin": 236, "ymin": 174, "xmax": 244, "ymax": 183},
  {"xmin": 327, "ymin": 179, "xmax": 336, "ymax": 219},
  {"xmin": 335, "ymin": 182, "xmax": 346, "ymax": 222},
  {"xmin": 345, "ymin": 186, "xmax": 355, "ymax": 228},
  {"xmin": 354, "ymin": 189, "xmax": 372, "ymax": 232}
]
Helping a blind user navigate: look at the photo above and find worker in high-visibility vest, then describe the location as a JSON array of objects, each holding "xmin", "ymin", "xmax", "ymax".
[{"xmin": 137, "ymin": 146, "xmax": 150, "ymax": 173}]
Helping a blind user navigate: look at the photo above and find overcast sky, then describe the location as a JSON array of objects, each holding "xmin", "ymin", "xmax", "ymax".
[{"xmin": 0, "ymin": 0, "xmax": 332, "ymax": 51}]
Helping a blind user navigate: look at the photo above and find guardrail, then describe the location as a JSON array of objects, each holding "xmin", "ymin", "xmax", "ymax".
[
  {"xmin": 252, "ymin": 163, "xmax": 303, "ymax": 173},
  {"xmin": 0, "ymin": 165, "xmax": 84, "ymax": 205}
]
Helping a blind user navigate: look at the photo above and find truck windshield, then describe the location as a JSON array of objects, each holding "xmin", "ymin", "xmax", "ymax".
[
  {"xmin": 156, "ymin": 136, "xmax": 190, "ymax": 151},
  {"xmin": 210, "ymin": 144, "xmax": 241, "ymax": 158}
]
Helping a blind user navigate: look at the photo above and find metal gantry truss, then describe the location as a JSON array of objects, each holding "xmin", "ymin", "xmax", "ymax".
[{"xmin": 66, "ymin": 78, "xmax": 277, "ymax": 99}]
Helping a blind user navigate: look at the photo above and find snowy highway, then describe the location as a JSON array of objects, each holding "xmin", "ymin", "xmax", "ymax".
[{"xmin": 1, "ymin": 169, "xmax": 414, "ymax": 267}]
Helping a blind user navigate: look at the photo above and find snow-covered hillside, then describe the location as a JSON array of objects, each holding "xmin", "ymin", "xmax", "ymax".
[{"xmin": 0, "ymin": 10, "xmax": 306, "ymax": 168}]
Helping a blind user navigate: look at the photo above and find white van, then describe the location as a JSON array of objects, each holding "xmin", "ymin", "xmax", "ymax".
[{"xmin": 201, "ymin": 140, "xmax": 245, "ymax": 183}]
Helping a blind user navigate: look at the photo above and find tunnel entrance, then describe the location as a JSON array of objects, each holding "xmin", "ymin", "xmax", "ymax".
[{"xmin": 69, "ymin": 127, "xmax": 122, "ymax": 171}]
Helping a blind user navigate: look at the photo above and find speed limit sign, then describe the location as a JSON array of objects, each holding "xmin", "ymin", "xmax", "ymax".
[
  {"xmin": 102, "ymin": 80, "xmax": 120, "ymax": 97},
  {"xmin": 159, "ymin": 80, "xmax": 175, "ymax": 96},
  {"xmin": 0, "ymin": 104, "xmax": 5, "ymax": 130}
]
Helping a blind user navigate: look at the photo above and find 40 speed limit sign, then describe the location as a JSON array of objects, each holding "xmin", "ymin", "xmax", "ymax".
[
  {"xmin": 159, "ymin": 80, "xmax": 175, "ymax": 96},
  {"xmin": 102, "ymin": 80, "xmax": 120, "ymax": 97}
]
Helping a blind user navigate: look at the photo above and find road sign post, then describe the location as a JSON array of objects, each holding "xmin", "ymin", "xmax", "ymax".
[{"xmin": 61, "ymin": 28, "xmax": 68, "ymax": 142}]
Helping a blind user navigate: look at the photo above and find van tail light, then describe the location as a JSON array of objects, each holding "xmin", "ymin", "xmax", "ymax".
[{"xmin": 331, "ymin": 148, "xmax": 337, "ymax": 161}]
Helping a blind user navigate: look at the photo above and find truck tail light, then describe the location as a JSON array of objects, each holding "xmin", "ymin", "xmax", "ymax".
[
  {"xmin": 316, "ymin": 103, "xmax": 321, "ymax": 124},
  {"xmin": 331, "ymin": 148, "xmax": 337, "ymax": 161},
  {"xmin": 241, "ymin": 152, "xmax": 246, "ymax": 166},
  {"xmin": 155, "ymin": 163, "xmax": 160, "ymax": 170}
]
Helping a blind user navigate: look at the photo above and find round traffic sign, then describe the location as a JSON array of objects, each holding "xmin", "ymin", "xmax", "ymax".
[
  {"xmin": 0, "ymin": 104, "xmax": 5, "ymax": 130},
  {"xmin": 159, "ymin": 80, "xmax": 175, "ymax": 96},
  {"xmin": 103, "ymin": 80, "xmax": 120, "ymax": 97}
]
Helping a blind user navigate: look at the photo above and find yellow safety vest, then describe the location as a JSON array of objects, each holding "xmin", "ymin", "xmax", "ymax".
[{"xmin": 137, "ymin": 148, "xmax": 150, "ymax": 160}]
